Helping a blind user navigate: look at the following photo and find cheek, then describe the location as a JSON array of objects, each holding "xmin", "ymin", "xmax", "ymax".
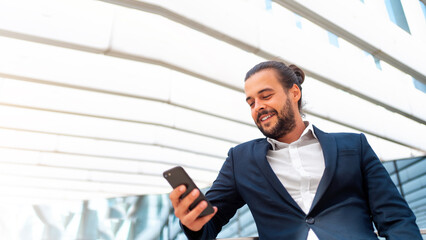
[{"xmin": 251, "ymin": 110, "xmax": 257, "ymax": 121}]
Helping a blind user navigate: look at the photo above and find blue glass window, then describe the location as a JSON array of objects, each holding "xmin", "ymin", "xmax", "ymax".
[
  {"xmin": 327, "ymin": 31, "xmax": 340, "ymax": 47},
  {"xmin": 373, "ymin": 56, "xmax": 382, "ymax": 70},
  {"xmin": 384, "ymin": 0, "xmax": 411, "ymax": 33},
  {"xmin": 420, "ymin": 1, "xmax": 426, "ymax": 20},
  {"xmin": 383, "ymin": 156, "xmax": 426, "ymax": 228},
  {"xmin": 265, "ymin": 0, "xmax": 272, "ymax": 11},
  {"xmin": 295, "ymin": 13, "xmax": 302, "ymax": 29},
  {"xmin": 362, "ymin": 51, "xmax": 382, "ymax": 70},
  {"xmin": 413, "ymin": 78, "xmax": 426, "ymax": 93}
]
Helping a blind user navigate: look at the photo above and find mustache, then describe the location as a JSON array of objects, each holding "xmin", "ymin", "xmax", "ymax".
[{"xmin": 257, "ymin": 109, "xmax": 277, "ymax": 122}]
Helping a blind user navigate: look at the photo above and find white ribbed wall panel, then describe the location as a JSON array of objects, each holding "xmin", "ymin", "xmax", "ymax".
[
  {"xmin": 1, "ymin": 0, "xmax": 425, "ymax": 126},
  {"xmin": 0, "ymin": 0, "xmax": 424, "ymax": 203},
  {"xmin": 0, "ymin": 38, "xmax": 424, "ymax": 151},
  {"xmin": 99, "ymin": 0, "xmax": 426, "ymax": 123},
  {"xmin": 0, "ymin": 1, "xmax": 424, "ymax": 150},
  {"xmin": 274, "ymin": 0, "xmax": 426, "ymax": 84}
]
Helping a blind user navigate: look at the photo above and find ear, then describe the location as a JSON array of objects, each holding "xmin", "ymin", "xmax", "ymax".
[{"xmin": 289, "ymin": 84, "xmax": 301, "ymax": 103}]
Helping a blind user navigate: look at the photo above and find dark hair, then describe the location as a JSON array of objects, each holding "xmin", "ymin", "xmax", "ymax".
[{"xmin": 245, "ymin": 61, "xmax": 305, "ymax": 112}]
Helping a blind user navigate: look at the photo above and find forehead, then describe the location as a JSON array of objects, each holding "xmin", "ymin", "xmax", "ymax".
[{"xmin": 244, "ymin": 69, "xmax": 282, "ymax": 96}]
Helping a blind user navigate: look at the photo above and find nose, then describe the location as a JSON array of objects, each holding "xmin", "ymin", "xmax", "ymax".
[{"xmin": 253, "ymin": 100, "xmax": 265, "ymax": 113}]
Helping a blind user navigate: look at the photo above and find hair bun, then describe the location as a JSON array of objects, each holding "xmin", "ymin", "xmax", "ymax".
[{"xmin": 289, "ymin": 64, "xmax": 305, "ymax": 85}]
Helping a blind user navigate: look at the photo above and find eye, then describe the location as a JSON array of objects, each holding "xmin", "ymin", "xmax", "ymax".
[{"xmin": 263, "ymin": 94, "xmax": 272, "ymax": 99}]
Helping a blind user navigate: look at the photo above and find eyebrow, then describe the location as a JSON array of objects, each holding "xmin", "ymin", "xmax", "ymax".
[{"xmin": 245, "ymin": 88, "xmax": 274, "ymax": 102}]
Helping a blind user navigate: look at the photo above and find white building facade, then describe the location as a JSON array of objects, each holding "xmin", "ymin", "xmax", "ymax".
[{"xmin": 0, "ymin": 0, "xmax": 425, "ymax": 239}]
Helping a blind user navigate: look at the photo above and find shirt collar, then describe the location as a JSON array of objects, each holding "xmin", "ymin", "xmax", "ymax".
[{"xmin": 267, "ymin": 121, "xmax": 317, "ymax": 150}]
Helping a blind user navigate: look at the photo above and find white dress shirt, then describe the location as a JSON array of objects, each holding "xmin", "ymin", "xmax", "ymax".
[{"xmin": 267, "ymin": 122, "xmax": 325, "ymax": 240}]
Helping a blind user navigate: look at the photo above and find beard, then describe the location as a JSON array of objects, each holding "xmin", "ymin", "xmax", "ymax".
[{"xmin": 256, "ymin": 97, "xmax": 296, "ymax": 140}]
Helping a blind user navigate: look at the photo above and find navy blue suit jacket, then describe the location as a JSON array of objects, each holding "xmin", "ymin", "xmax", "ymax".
[{"xmin": 183, "ymin": 126, "xmax": 421, "ymax": 239}]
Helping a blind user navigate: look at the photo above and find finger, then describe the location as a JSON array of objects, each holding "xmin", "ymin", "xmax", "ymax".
[
  {"xmin": 188, "ymin": 202, "xmax": 218, "ymax": 222},
  {"xmin": 183, "ymin": 205, "xmax": 218, "ymax": 231},
  {"xmin": 175, "ymin": 188, "xmax": 200, "ymax": 217},
  {"xmin": 197, "ymin": 206, "xmax": 217, "ymax": 222},
  {"xmin": 183, "ymin": 199, "xmax": 208, "ymax": 222},
  {"xmin": 169, "ymin": 185, "xmax": 186, "ymax": 208}
]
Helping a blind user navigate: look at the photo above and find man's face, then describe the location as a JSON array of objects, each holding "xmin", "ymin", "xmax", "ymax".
[{"xmin": 244, "ymin": 69, "xmax": 297, "ymax": 140}]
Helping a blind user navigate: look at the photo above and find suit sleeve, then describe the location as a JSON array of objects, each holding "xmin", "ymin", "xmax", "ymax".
[
  {"xmin": 360, "ymin": 133, "xmax": 421, "ymax": 239},
  {"xmin": 182, "ymin": 147, "xmax": 246, "ymax": 239}
]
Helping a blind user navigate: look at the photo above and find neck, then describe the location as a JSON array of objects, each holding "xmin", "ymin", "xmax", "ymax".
[{"xmin": 277, "ymin": 117, "xmax": 306, "ymax": 144}]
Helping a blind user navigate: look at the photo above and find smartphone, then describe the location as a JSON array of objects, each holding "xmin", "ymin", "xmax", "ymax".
[{"xmin": 163, "ymin": 166, "xmax": 214, "ymax": 218}]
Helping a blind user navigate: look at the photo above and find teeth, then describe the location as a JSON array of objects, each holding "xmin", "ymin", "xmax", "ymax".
[{"xmin": 261, "ymin": 115, "xmax": 271, "ymax": 121}]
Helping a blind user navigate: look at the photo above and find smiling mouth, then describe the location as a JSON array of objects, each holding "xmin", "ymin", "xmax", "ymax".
[{"xmin": 259, "ymin": 113, "xmax": 275, "ymax": 122}]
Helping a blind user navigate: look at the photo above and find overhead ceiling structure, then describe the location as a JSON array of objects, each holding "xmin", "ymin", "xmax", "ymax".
[
  {"xmin": 0, "ymin": 0, "xmax": 425, "ymax": 204},
  {"xmin": 382, "ymin": 156, "xmax": 426, "ymax": 228}
]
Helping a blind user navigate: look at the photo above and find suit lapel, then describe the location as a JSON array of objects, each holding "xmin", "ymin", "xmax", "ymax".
[
  {"xmin": 309, "ymin": 126, "xmax": 338, "ymax": 213},
  {"xmin": 254, "ymin": 139, "xmax": 305, "ymax": 214}
]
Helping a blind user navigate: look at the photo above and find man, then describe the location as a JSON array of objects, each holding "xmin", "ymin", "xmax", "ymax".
[{"xmin": 169, "ymin": 61, "xmax": 421, "ymax": 239}]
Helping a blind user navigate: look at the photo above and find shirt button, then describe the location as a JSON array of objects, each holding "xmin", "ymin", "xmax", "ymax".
[{"xmin": 306, "ymin": 217, "xmax": 315, "ymax": 224}]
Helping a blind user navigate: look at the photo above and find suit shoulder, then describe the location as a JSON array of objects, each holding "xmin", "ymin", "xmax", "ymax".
[
  {"xmin": 328, "ymin": 131, "xmax": 362, "ymax": 139},
  {"xmin": 231, "ymin": 138, "xmax": 267, "ymax": 152},
  {"xmin": 326, "ymin": 131, "xmax": 366, "ymax": 150},
  {"xmin": 314, "ymin": 125, "xmax": 363, "ymax": 141},
  {"xmin": 234, "ymin": 138, "xmax": 265, "ymax": 147}
]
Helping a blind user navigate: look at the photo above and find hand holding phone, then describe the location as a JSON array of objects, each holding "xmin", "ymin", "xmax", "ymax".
[{"xmin": 164, "ymin": 166, "xmax": 215, "ymax": 218}]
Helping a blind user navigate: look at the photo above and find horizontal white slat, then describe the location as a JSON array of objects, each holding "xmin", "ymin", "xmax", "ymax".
[
  {"xmin": 0, "ymin": 35, "xmax": 254, "ymax": 126},
  {"xmin": 0, "ymin": 0, "xmax": 114, "ymax": 51},
  {"xmin": 0, "ymin": 39, "xmax": 423, "ymax": 151},
  {"xmin": 305, "ymin": 114, "xmax": 424, "ymax": 161},
  {"xmin": 101, "ymin": 0, "xmax": 426, "ymax": 124},
  {"xmin": 0, "ymin": 147, "xmax": 219, "ymax": 176},
  {"xmin": 0, "ymin": 78, "xmax": 248, "ymax": 153},
  {"xmin": 0, "ymin": 0, "xmax": 424, "ymax": 204},
  {"xmin": 0, "ymin": 162, "xmax": 166, "ymax": 186},
  {"xmin": 0, "ymin": 0, "xmax": 423, "ymax": 130},
  {"xmin": 0, "ymin": 185, "xmax": 117, "ymax": 201},
  {"xmin": 0, "ymin": 161, "xmax": 216, "ymax": 196},
  {"xmin": 0, "ymin": 174, "xmax": 170, "ymax": 196},
  {"xmin": 0, "ymin": 127, "xmax": 225, "ymax": 172},
  {"xmin": 303, "ymin": 77, "xmax": 426, "ymax": 152},
  {"xmin": 274, "ymin": 0, "xmax": 426, "ymax": 84}
]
